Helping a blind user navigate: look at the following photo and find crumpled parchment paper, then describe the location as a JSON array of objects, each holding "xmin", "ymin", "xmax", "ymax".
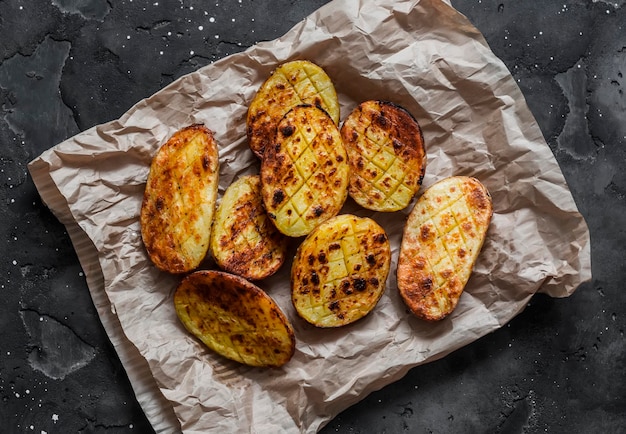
[{"xmin": 28, "ymin": 0, "xmax": 592, "ymax": 432}]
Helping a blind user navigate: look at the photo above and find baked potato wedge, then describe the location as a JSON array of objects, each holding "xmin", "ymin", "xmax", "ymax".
[
  {"xmin": 261, "ymin": 104, "xmax": 349, "ymax": 238},
  {"xmin": 174, "ymin": 270, "xmax": 295, "ymax": 368},
  {"xmin": 140, "ymin": 124, "xmax": 219, "ymax": 274},
  {"xmin": 397, "ymin": 176, "xmax": 492, "ymax": 321},
  {"xmin": 247, "ymin": 60, "xmax": 340, "ymax": 159},
  {"xmin": 291, "ymin": 214, "xmax": 391, "ymax": 327},
  {"xmin": 341, "ymin": 100, "xmax": 426, "ymax": 212},
  {"xmin": 210, "ymin": 174, "xmax": 288, "ymax": 280}
]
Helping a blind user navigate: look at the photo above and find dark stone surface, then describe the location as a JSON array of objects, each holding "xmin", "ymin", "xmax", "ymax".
[{"xmin": 0, "ymin": 0, "xmax": 624, "ymax": 432}]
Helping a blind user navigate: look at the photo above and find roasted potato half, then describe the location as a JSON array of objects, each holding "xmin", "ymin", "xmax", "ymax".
[
  {"xmin": 341, "ymin": 100, "xmax": 426, "ymax": 212},
  {"xmin": 291, "ymin": 214, "xmax": 391, "ymax": 327},
  {"xmin": 210, "ymin": 175, "xmax": 288, "ymax": 280},
  {"xmin": 261, "ymin": 104, "xmax": 349, "ymax": 238},
  {"xmin": 174, "ymin": 270, "xmax": 296, "ymax": 368},
  {"xmin": 140, "ymin": 124, "xmax": 219, "ymax": 274},
  {"xmin": 247, "ymin": 60, "xmax": 340, "ymax": 159},
  {"xmin": 397, "ymin": 176, "xmax": 492, "ymax": 321}
]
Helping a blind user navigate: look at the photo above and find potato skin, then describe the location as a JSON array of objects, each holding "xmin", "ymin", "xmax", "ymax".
[
  {"xmin": 397, "ymin": 176, "xmax": 492, "ymax": 321},
  {"xmin": 341, "ymin": 100, "xmax": 426, "ymax": 212},
  {"xmin": 291, "ymin": 214, "xmax": 391, "ymax": 327},
  {"xmin": 261, "ymin": 104, "xmax": 349, "ymax": 238},
  {"xmin": 174, "ymin": 270, "xmax": 295, "ymax": 368},
  {"xmin": 210, "ymin": 175, "xmax": 288, "ymax": 280},
  {"xmin": 247, "ymin": 60, "xmax": 340, "ymax": 159},
  {"xmin": 140, "ymin": 124, "xmax": 219, "ymax": 274}
]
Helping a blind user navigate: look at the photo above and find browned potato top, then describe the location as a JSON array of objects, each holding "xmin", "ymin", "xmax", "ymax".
[
  {"xmin": 210, "ymin": 175, "xmax": 288, "ymax": 280},
  {"xmin": 291, "ymin": 214, "xmax": 391, "ymax": 327},
  {"xmin": 341, "ymin": 100, "xmax": 426, "ymax": 212},
  {"xmin": 247, "ymin": 60, "xmax": 340, "ymax": 159},
  {"xmin": 174, "ymin": 270, "xmax": 296, "ymax": 368},
  {"xmin": 140, "ymin": 124, "xmax": 219, "ymax": 274},
  {"xmin": 397, "ymin": 176, "xmax": 492, "ymax": 321},
  {"xmin": 261, "ymin": 104, "xmax": 349, "ymax": 237}
]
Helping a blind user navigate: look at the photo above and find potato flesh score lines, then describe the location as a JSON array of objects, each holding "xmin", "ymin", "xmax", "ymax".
[
  {"xmin": 263, "ymin": 105, "xmax": 348, "ymax": 237},
  {"xmin": 291, "ymin": 215, "xmax": 391, "ymax": 327},
  {"xmin": 348, "ymin": 119, "xmax": 414, "ymax": 210},
  {"xmin": 397, "ymin": 177, "xmax": 492, "ymax": 321},
  {"xmin": 279, "ymin": 66, "xmax": 337, "ymax": 123},
  {"xmin": 141, "ymin": 125, "xmax": 219, "ymax": 274},
  {"xmin": 174, "ymin": 271, "xmax": 295, "ymax": 367}
]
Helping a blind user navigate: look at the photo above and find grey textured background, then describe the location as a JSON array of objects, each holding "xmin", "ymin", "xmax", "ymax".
[{"xmin": 1, "ymin": 1, "xmax": 624, "ymax": 432}]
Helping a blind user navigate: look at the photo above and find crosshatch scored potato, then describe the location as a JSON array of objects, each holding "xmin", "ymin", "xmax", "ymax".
[
  {"xmin": 291, "ymin": 214, "xmax": 391, "ymax": 327},
  {"xmin": 397, "ymin": 176, "xmax": 493, "ymax": 321},
  {"xmin": 341, "ymin": 100, "xmax": 427, "ymax": 212},
  {"xmin": 140, "ymin": 124, "xmax": 219, "ymax": 274},
  {"xmin": 174, "ymin": 270, "xmax": 296, "ymax": 368},
  {"xmin": 261, "ymin": 104, "xmax": 349, "ymax": 238},
  {"xmin": 247, "ymin": 60, "xmax": 340, "ymax": 159},
  {"xmin": 210, "ymin": 175, "xmax": 288, "ymax": 281}
]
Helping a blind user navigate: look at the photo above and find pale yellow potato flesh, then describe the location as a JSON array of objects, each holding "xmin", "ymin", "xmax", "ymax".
[
  {"xmin": 261, "ymin": 105, "xmax": 349, "ymax": 238},
  {"xmin": 247, "ymin": 60, "xmax": 339, "ymax": 159},
  {"xmin": 341, "ymin": 100, "xmax": 426, "ymax": 212},
  {"xmin": 210, "ymin": 175, "xmax": 289, "ymax": 281},
  {"xmin": 291, "ymin": 214, "xmax": 391, "ymax": 327},
  {"xmin": 397, "ymin": 176, "xmax": 492, "ymax": 321},
  {"xmin": 140, "ymin": 124, "xmax": 219, "ymax": 274},
  {"xmin": 174, "ymin": 270, "xmax": 295, "ymax": 368}
]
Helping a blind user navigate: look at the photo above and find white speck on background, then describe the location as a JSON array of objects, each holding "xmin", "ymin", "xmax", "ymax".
[{"xmin": 52, "ymin": 414, "xmax": 59, "ymax": 423}]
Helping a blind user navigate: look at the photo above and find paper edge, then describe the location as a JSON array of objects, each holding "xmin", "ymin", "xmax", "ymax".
[{"xmin": 27, "ymin": 158, "xmax": 182, "ymax": 434}]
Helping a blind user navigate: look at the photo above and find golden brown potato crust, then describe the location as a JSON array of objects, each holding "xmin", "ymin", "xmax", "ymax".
[
  {"xmin": 291, "ymin": 214, "xmax": 391, "ymax": 327},
  {"xmin": 174, "ymin": 270, "xmax": 295, "ymax": 368},
  {"xmin": 397, "ymin": 176, "xmax": 492, "ymax": 321},
  {"xmin": 210, "ymin": 175, "xmax": 288, "ymax": 281},
  {"xmin": 140, "ymin": 124, "xmax": 219, "ymax": 274},
  {"xmin": 341, "ymin": 100, "xmax": 426, "ymax": 212}
]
